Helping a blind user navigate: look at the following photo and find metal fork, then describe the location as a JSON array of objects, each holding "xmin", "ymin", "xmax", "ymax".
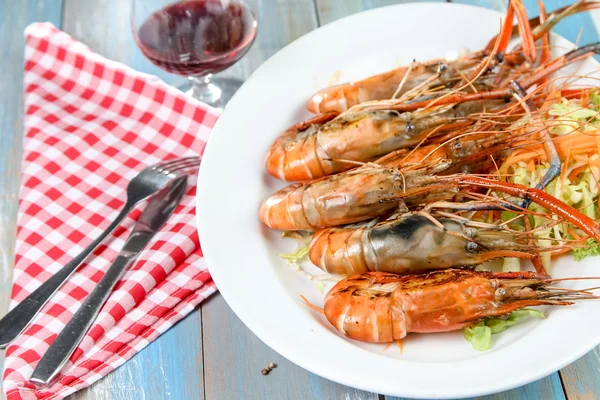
[{"xmin": 0, "ymin": 156, "xmax": 201, "ymax": 348}]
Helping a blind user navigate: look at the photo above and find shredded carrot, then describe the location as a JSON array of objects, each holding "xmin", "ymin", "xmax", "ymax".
[
  {"xmin": 541, "ymin": 86, "xmax": 560, "ymax": 110},
  {"xmin": 569, "ymin": 165, "xmax": 587, "ymax": 181},
  {"xmin": 383, "ymin": 342, "xmax": 393, "ymax": 351},
  {"xmin": 502, "ymin": 131, "xmax": 600, "ymax": 176},
  {"xmin": 490, "ymin": 154, "xmax": 500, "ymax": 177},
  {"xmin": 491, "ymin": 210, "xmax": 500, "ymax": 222},
  {"xmin": 300, "ymin": 295, "xmax": 324, "ymax": 315},
  {"xmin": 560, "ymin": 89, "xmax": 592, "ymax": 100},
  {"xmin": 551, "ymin": 246, "xmax": 575, "ymax": 257},
  {"xmin": 397, "ymin": 339, "xmax": 403, "ymax": 354},
  {"xmin": 567, "ymin": 226, "xmax": 581, "ymax": 240},
  {"xmin": 499, "ymin": 154, "xmax": 534, "ymax": 175}
]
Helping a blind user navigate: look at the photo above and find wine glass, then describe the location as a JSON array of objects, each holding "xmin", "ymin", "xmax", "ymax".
[{"xmin": 131, "ymin": 0, "xmax": 258, "ymax": 109}]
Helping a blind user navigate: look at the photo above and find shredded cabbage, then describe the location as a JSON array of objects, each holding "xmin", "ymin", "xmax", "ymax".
[
  {"xmin": 279, "ymin": 231, "xmax": 341, "ymax": 291},
  {"xmin": 503, "ymin": 161, "xmax": 600, "ymax": 263},
  {"xmin": 495, "ymin": 93, "xmax": 600, "ymax": 264},
  {"xmin": 547, "ymin": 95, "xmax": 600, "ymax": 134},
  {"xmin": 278, "ymin": 246, "xmax": 309, "ymax": 263},
  {"xmin": 279, "ymin": 231, "xmax": 312, "ymax": 263}
]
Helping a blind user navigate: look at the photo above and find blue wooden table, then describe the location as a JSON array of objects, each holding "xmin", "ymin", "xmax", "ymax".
[{"xmin": 1, "ymin": 0, "xmax": 600, "ymax": 399}]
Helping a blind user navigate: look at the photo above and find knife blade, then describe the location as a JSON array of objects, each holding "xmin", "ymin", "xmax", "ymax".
[{"xmin": 29, "ymin": 175, "xmax": 188, "ymax": 385}]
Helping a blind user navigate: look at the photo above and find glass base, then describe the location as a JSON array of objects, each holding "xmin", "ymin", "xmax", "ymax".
[{"xmin": 174, "ymin": 75, "xmax": 244, "ymax": 110}]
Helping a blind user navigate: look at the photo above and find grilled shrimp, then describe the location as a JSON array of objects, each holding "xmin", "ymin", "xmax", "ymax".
[
  {"xmin": 266, "ymin": 101, "xmax": 500, "ymax": 182},
  {"xmin": 259, "ymin": 168, "xmax": 407, "ymax": 231},
  {"xmin": 269, "ymin": 18, "xmax": 600, "ymax": 183},
  {"xmin": 306, "ymin": 1, "xmax": 600, "ymax": 114},
  {"xmin": 309, "ymin": 214, "xmax": 535, "ymax": 275},
  {"xmin": 260, "ymin": 128, "xmax": 515, "ymax": 231},
  {"xmin": 267, "ymin": 41, "xmax": 600, "ymax": 183},
  {"xmin": 306, "ymin": 53, "xmax": 487, "ymax": 114},
  {"xmin": 323, "ymin": 269, "xmax": 594, "ymax": 343}
]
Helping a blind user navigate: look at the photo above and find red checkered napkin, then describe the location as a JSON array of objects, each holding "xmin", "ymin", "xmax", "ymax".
[{"xmin": 2, "ymin": 23, "xmax": 220, "ymax": 400}]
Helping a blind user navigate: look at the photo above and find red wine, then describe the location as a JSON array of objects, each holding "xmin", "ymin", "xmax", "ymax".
[{"xmin": 135, "ymin": 0, "xmax": 257, "ymax": 76}]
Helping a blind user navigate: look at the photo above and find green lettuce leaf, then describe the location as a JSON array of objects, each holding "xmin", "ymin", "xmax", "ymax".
[
  {"xmin": 504, "ymin": 309, "xmax": 546, "ymax": 327},
  {"xmin": 465, "ymin": 325, "xmax": 492, "ymax": 351},
  {"xmin": 279, "ymin": 246, "xmax": 309, "ymax": 263},
  {"xmin": 464, "ymin": 309, "xmax": 545, "ymax": 351},
  {"xmin": 573, "ymin": 239, "xmax": 600, "ymax": 261}
]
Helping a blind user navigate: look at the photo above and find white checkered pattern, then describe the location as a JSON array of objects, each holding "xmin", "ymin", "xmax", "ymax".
[{"xmin": 2, "ymin": 23, "xmax": 220, "ymax": 400}]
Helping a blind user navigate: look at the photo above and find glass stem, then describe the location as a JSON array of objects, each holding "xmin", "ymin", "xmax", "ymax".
[{"xmin": 190, "ymin": 74, "xmax": 223, "ymax": 104}]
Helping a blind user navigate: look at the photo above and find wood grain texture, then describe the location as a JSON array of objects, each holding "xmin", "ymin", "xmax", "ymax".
[
  {"xmin": 560, "ymin": 348, "xmax": 600, "ymax": 400},
  {"xmin": 202, "ymin": 295, "xmax": 378, "ymax": 400},
  {"xmin": 0, "ymin": 2, "xmax": 64, "ymax": 400},
  {"xmin": 386, "ymin": 377, "xmax": 566, "ymax": 400},
  {"xmin": 316, "ymin": 0, "xmax": 440, "ymax": 25},
  {"xmin": 315, "ymin": 0, "xmax": 505, "ymax": 26}
]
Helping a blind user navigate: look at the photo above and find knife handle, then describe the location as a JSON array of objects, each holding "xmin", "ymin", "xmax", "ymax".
[
  {"xmin": 30, "ymin": 253, "xmax": 136, "ymax": 385},
  {"xmin": 0, "ymin": 203, "xmax": 134, "ymax": 348}
]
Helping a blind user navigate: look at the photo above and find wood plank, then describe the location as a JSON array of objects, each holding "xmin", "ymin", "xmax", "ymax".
[
  {"xmin": 316, "ymin": 0, "xmax": 507, "ymax": 28},
  {"xmin": 0, "ymin": 2, "xmax": 64, "ymax": 400},
  {"xmin": 316, "ymin": 0, "xmax": 443, "ymax": 26},
  {"xmin": 385, "ymin": 375, "xmax": 566, "ymax": 400},
  {"xmin": 560, "ymin": 348, "xmax": 600, "ymax": 400},
  {"xmin": 202, "ymin": 294, "xmax": 379, "ymax": 400}
]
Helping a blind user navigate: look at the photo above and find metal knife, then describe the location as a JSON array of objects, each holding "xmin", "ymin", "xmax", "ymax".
[{"xmin": 29, "ymin": 175, "xmax": 188, "ymax": 386}]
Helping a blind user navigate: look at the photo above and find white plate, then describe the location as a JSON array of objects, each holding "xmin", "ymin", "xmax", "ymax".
[{"xmin": 196, "ymin": 3, "xmax": 600, "ymax": 398}]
